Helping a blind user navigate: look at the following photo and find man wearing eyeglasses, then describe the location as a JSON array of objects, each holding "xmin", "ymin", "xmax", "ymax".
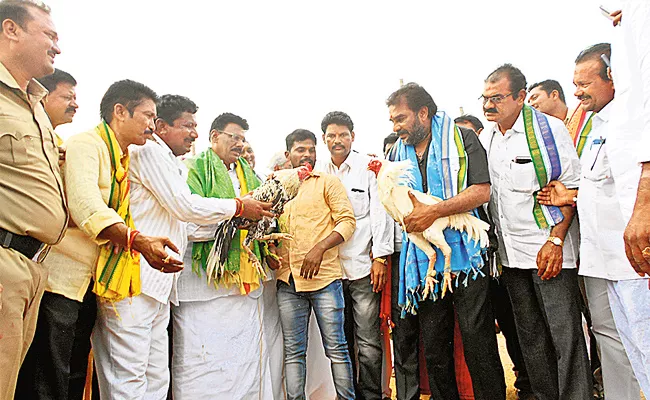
[
  {"xmin": 480, "ymin": 64, "xmax": 591, "ymax": 400},
  {"xmin": 171, "ymin": 112, "xmax": 278, "ymax": 399}
]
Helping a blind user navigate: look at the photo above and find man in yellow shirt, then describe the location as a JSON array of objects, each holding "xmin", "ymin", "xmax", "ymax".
[
  {"xmin": 276, "ymin": 129, "xmax": 356, "ymax": 400},
  {"xmin": 0, "ymin": 2, "xmax": 68, "ymax": 398},
  {"xmin": 16, "ymin": 79, "xmax": 183, "ymax": 400}
]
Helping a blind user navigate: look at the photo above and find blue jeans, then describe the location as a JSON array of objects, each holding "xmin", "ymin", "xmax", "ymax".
[{"xmin": 277, "ymin": 277, "xmax": 355, "ymax": 400}]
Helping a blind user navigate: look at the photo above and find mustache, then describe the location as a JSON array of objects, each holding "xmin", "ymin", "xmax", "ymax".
[
  {"xmin": 483, "ymin": 107, "xmax": 498, "ymax": 114},
  {"xmin": 65, "ymin": 107, "xmax": 76, "ymax": 113},
  {"xmin": 397, "ymin": 129, "xmax": 410, "ymax": 136},
  {"xmin": 578, "ymin": 95, "xmax": 591, "ymax": 101}
]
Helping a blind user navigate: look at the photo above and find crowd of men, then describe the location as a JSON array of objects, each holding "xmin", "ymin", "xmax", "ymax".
[{"xmin": 1, "ymin": 1, "xmax": 650, "ymax": 400}]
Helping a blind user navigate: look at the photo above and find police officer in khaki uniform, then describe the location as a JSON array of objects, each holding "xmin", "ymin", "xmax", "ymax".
[{"xmin": 0, "ymin": 1, "xmax": 68, "ymax": 398}]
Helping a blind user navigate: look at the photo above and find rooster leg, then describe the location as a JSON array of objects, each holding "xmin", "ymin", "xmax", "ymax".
[
  {"xmin": 406, "ymin": 233, "xmax": 438, "ymax": 300},
  {"xmin": 438, "ymin": 243, "xmax": 453, "ymax": 298},
  {"xmin": 243, "ymin": 245, "xmax": 268, "ymax": 280},
  {"xmin": 258, "ymin": 233, "xmax": 293, "ymax": 242},
  {"xmin": 423, "ymin": 224, "xmax": 454, "ymax": 298}
]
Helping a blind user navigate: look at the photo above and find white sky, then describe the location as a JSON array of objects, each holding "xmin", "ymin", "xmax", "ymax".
[{"xmin": 49, "ymin": 0, "xmax": 620, "ymax": 172}]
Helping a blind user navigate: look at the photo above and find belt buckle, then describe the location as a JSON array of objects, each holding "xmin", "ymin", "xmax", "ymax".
[{"xmin": 32, "ymin": 243, "xmax": 51, "ymax": 263}]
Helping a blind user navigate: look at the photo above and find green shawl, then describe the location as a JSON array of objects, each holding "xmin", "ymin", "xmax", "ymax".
[{"xmin": 185, "ymin": 149, "xmax": 262, "ymax": 289}]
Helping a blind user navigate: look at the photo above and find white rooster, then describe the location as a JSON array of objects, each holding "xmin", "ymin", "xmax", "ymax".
[{"xmin": 367, "ymin": 158, "xmax": 489, "ymax": 299}]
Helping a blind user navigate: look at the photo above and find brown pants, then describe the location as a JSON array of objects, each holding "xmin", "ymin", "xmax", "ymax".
[{"xmin": 0, "ymin": 247, "xmax": 47, "ymax": 400}]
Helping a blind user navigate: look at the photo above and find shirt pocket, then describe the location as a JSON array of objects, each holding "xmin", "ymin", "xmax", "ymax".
[
  {"xmin": 508, "ymin": 160, "xmax": 538, "ymax": 193},
  {"xmin": 0, "ymin": 117, "xmax": 38, "ymax": 166},
  {"xmin": 348, "ymin": 189, "xmax": 370, "ymax": 218}
]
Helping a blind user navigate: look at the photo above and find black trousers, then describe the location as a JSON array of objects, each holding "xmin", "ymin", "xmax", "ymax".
[
  {"xmin": 501, "ymin": 267, "xmax": 592, "ymax": 400},
  {"xmin": 343, "ymin": 276, "xmax": 383, "ymax": 400},
  {"xmin": 490, "ymin": 277, "xmax": 532, "ymax": 394},
  {"xmin": 16, "ymin": 283, "xmax": 96, "ymax": 400},
  {"xmin": 391, "ymin": 253, "xmax": 506, "ymax": 400}
]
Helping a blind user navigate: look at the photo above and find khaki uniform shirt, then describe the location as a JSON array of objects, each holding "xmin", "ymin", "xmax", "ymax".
[
  {"xmin": 45, "ymin": 129, "xmax": 124, "ymax": 302},
  {"xmin": 0, "ymin": 62, "xmax": 67, "ymax": 245},
  {"xmin": 276, "ymin": 172, "xmax": 356, "ymax": 292}
]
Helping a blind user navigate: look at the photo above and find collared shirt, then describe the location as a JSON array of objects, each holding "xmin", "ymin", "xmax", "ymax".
[
  {"xmin": 276, "ymin": 172, "xmax": 356, "ymax": 292},
  {"xmin": 0, "ymin": 62, "xmax": 67, "ymax": 246},
  {"xmin": 129, "ymin": 136, "xmax": 237, "ymax": 305},
  {"xmin": 45, "ymin": 128, "xmax": 126, "ymax": 302},
  {"xmin": 577, "ymin": 101, "xmax": 641, "ymax": 281},
  {"xmin": 318, "ymin": 151, "xmax": 394, "ymax": 280},
  {"xmin": 481, "ymin": 112, "xmax": 581, "ymax": 270}
]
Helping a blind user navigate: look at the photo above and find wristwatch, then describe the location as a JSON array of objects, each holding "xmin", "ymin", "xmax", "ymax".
[
  {"xmin": 374, "ymin": 257, "xmax": 388, "ymax": 265},
  {"xmin": 547, "ymin": 236, "xmax": 564, "ymax": 247}
]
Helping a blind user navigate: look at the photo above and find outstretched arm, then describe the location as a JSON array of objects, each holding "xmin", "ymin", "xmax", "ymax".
[{"xmin": 404, "ymin": 183, "xmax": 490, "ymax": 233}]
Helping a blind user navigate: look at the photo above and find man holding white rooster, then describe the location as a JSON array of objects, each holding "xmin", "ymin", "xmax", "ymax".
[{"xmin": 384, "ymin": 83, "xmax": 505, "ymax": 400}]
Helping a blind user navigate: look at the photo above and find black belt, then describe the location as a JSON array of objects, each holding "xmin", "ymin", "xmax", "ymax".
[{"xmin": 0, "ymin": 228, "xmax": 47, "ymax": 261}]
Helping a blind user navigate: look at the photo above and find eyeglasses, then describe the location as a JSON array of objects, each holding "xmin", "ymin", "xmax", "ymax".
[
  {"xmin": 218, "ymin": 130, "xmax": 246, "ymax": 143},
  {"xmin": 479, "ymin": 92, "xmax": 513, "ymax": 105}
]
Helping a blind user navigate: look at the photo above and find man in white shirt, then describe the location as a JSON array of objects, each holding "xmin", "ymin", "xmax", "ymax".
[
  {"xmin": 92, "ymin": 97, "xmax": 273, "ymax": 399},
  {"xmin": 540, "ymin": 43, "xmax": 642, "ymax": 399},
  {"xmin": 318, "ymin": 111, "xmax": 394, "ymax": 400},
  {"xmin": 480, "ymin": 64, "xmax": 591, "ymax": 400}
]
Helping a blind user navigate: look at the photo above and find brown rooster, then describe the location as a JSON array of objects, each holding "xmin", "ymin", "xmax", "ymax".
[{"xmin": 367, "ymin": 159, "xmax": 489, "ymax": 298}]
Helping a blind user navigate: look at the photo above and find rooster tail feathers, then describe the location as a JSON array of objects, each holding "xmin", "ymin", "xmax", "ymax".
[
  {"xmin": 447, "ymin": 213, "xmax": 490, "ymax": 248},
  {"xmin": 206, "ymin": 221, "xmax": 237, "ymax": 282}
]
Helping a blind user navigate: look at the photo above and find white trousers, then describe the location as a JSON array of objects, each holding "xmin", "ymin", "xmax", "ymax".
[
  {"xmin": 305, "ymin": 312, "xmax": 336, "ymax": 400},
  {"xmin": 171, "ymin": 294, "xmax": 274, "ymax": 400},
  {"xmin": 262, "ymin": 280, "xmax": 286, "ymax": 400},
  {"xmin": 92, "ymin": 293, "xmax": 169, "ymax": 400},
  {"xmin": 607, "ymin": 278, "xmax": 650, "ymax": 396},
  {"xmin": 584, "ymin": 277, "xmax": 640, "ymax": 399}
]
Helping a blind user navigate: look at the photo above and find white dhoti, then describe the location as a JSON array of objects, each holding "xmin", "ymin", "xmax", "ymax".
[
  {"xmin": 171, "ymin": 294, "xmax": 273, "ymax": 400},
  {"xmin": 305, "ymin": 312, "xmax": 336, "ymax": 400},
  {"xmin": 262, "ymin": 279, "xmax": 286, "ymax": 399},
  {"xmin": 92, "ymin": 293, "xmax": 170, "ymax": 400},
  {"xmin": 607, "ymin": 278, "xmax": 650, "ymax": 396}
]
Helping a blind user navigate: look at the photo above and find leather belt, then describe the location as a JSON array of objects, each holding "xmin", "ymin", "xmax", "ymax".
[{"xmin": 0, "ymin": 228, "xmax": 50, "ymax": 263}]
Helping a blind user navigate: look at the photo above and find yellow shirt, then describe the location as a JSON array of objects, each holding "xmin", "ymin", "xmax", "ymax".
[
  {"xmin": 45, "ymin": 128, "xmax": 124, "ymax": 302},
  {"xmin": 0, "ymin": 62, "xmax": 67, "ymax": 245},
  {"xmin": 276, "ymin": 172, "xmax": 356, "ymax": 292}
]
